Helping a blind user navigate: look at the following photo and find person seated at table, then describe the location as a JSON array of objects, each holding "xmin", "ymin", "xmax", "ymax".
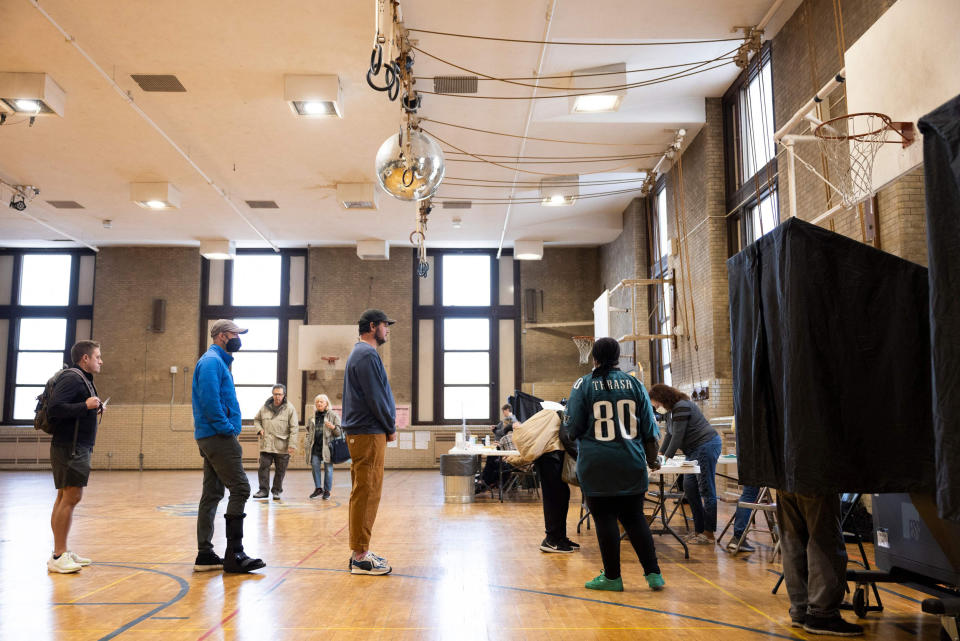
[
  {"xmin": 563, "ymin": 337, "xmax": 664, "ymax": 592},
  {"xmin": 649, "ymin": 383, "xmax": 722, "ymax": 545},
  {"xmin": 492, "ymin": 403, "xmax": 517, "ymax": 441},
  {"xmin": 478, "ymin": 423, "xmax": 520, "ymax": 491}
]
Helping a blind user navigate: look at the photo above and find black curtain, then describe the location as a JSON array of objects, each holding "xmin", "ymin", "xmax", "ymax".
[{"xmin": 728, "ymin": 218, "xmax": 936, "ymax": 495}]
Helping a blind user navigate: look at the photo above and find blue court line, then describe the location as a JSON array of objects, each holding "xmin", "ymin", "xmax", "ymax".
[
  {"xmin": 151, "ymin": 616, "xmax": 189, "ymax": 620},
  {"xmin": 263, "ymin": 578, "xmax": 286, "ymax": 595},
  {"xmin": 91, "ymin": 563, "xmax": 190, "ymax": 641}
]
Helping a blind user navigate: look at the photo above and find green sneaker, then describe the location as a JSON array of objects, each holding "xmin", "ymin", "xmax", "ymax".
[
  {"xmin": 585, "ymin": 573, "xmax": 623, "ymax": 591},
  {"xmin": 645, "ymin": 572, "xmax": 665, "ymax": 591}
]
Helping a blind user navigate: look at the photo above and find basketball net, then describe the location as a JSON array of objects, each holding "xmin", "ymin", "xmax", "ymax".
[
  {"xmin": 321, "ymin": 356, "xmax": 339, "ymax": 380},
  {"xmin": 572, "ymin": 336, "xmax": 594, "ymax": 366},
  {"xmin": 814, "ymin": 112, "xmax": 899, "ymax": 208}
]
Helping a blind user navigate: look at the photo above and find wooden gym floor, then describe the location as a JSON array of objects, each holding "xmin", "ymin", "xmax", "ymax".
[{"xmin": 0, "ymin": 469, "xmax": 943, "ymax": 640}]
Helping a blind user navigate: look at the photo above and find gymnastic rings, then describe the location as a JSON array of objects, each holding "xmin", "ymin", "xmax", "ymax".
[
  {"xmin": 402, "ymin": 167, "xmax": 419, "ymax": 188},
  {"xmin": 386, "ymin": 62, "xmax": 401, "ymax": 101},
  {"xmin": 401, "ymin": 93, "xmax": 421, "ymax": 113},
  {"xmin": 417, "ymin": 260, "xmax": 430, "ymax": 279},
  {"xmin": 370, "ymin": 45, "xmax": 383, "ymax": 75},
  {"xmin": 410, "ymin": 230, "xmax": 425, "ymax": 246}
]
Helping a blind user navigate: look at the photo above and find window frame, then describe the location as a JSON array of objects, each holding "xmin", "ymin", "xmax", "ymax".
[
  {"xmin": 724, "ymin": 43, "xmax": 780, "ymax": 255},
  {"xmin": 412, "ymin": 248, "xmax": 520, "ymax": 425},
  {"xmin": 1, "ymin": 248, "xmax": 95, "ymax": 425},
  {"xmin": 199, "ymin": 249, "xmax": 306, "ymax": 423},
  {"xmin": 646, "ymin": 178, "xmax": 675, "ymax": 386}
]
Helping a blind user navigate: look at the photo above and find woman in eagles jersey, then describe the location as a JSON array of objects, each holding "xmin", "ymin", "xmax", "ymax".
[{"xmin": 563, "ymin": 337, "xmax": 665, "ymax": 592}]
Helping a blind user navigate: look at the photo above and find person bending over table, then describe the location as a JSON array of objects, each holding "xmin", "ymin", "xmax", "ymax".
[
  {"xmin": 649, "ymin": 383, "xmax": 722, "ymax": 545},
  {"xmin": 564, "ymin": 338, "xmax": 665, "ymax": 592}
]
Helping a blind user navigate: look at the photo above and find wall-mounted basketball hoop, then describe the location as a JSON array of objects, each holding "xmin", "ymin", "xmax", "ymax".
[
  {"xmin": 813, "ymin": 112, "xmax": 916, "ymax": 208},
  {"xmin": 572, "ymin": 336, "xmax": 594, "ymax": 365},
  {"xmin": 321, "ymin": 355, "xmax": 339, "ymax": 380}
]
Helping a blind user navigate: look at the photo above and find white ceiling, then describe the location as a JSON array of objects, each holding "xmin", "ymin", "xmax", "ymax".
[{"xmin": 0, "ymin": 0, "xmax": 799, "ymax": 251}]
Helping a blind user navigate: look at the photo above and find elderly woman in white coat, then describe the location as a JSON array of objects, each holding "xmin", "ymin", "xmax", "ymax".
[{"xmin": 304, "ymin": 394, "xmax": 342, "ymax": 500}]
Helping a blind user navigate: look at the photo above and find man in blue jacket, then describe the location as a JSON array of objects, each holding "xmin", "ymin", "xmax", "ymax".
[
  {"xmin": 192, "ymin": 319, "xmax": 264, "ymax": 573},
  {"xmin": 343, "ymin": 309, "xmax": 398, "ymax": 575}
]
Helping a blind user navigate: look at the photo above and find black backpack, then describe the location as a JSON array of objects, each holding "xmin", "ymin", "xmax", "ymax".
[{"xmin": 34, "ymin": 367, "xmax": 93, "ymax": 435}]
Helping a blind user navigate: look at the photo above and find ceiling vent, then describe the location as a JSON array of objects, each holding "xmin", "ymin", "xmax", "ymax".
[
  {"xmin": 442, "ymin": 200, "xmax": 472, "ymax": 209},
  {"xmin": 337, "ymin": 183, "xmax": 379, "ymax": 210},
  {"xmin": 356, "ymin": 239, "xmax": 389, "ymax": 260},
  {"xmin": 433, "ymin": 76, "xmax": 478, "ymax": 94},
  {"xmin": 245, "ymin": 200, "xmax": 279, "ymax": 209},
  {"xmin": 131, "ymin": 74, "xmax": 187, "ymax": 92},
  {"xmin": 46, "ymin": 200, "xmax": 84, "ymax": 209}
]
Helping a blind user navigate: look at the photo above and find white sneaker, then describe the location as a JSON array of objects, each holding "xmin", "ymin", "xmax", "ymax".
[
  {"xmin": 68, "ymin": 551, "xmax": 92, "ymax": 566},
  {"xmin": 48, "ymin": 553, "xmax": 82, "ymax": 574}
]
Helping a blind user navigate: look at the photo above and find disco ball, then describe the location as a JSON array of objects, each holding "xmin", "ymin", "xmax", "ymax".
[{"xmin": 375, "ymin": 129, "xmax": 445, "ymax": 201}]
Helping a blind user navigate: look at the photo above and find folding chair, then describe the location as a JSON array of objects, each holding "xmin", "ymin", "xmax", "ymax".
[
  {"xmin": 719, "ymin": 486, "xmax": 779, "ymax": 554},
  {"xmin": 502, "ymin": 465, "xmax": 539, "ymax": 498}
]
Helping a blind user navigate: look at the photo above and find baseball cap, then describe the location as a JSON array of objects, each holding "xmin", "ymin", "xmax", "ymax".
[
  {"xmin": 210, "ymin": 319, "xmax": 249, "ymax": 337},
  {"xmin": 358, "ymin": 309, "xmax": 396, "ymax": 326}
]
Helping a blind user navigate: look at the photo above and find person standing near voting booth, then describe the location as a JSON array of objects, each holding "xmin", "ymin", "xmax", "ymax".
[
  {"xmin": 563, "ymin": 337, "xmax": 665, "ymax": 592},
  {"xmin": 252, "ymin": 383, "xmax": 298, "ymax": 501},
  {"xmin": 650, "ymin": 383, "xmax": 723, "ymax": 545}
]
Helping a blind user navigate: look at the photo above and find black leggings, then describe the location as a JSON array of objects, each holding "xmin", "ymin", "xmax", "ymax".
[{"xmin": 585, "ymin": 493, "xmax": 660, "ymax": 580}]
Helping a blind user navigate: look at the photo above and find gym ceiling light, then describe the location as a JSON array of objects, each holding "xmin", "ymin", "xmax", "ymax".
[
  {"xmin": 284, "ymin": 74, "xmax": 343, "ymax": 118},
  {"xmin": 540, "ymin": 175, "xmax": 579, "ymax": 206},
  {"xmin": 0, "ymin": 72, "xmax": 66, "ymax": 117},
  {"xmin": 199, "ymin": 239, "xmax": 235, "ymax": 260},
  {"xmin": 514, "ymin": 240, "xmax": 544, "ymax": 260},
  {"xmin": 130, "ymin": 182, "xmax": 181, "ymax": 210},
  {"xmin": 570, "ymin": 63, "xmax": 626, "ymax": 114}
]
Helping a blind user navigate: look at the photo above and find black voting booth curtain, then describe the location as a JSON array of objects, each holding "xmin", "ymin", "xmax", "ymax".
[
  {"xmin": 919, "ymin": 93, "xmax": 960, "ymax": 521},
  {"xmin": 728, "ymin": 218, "xmax": 936, "ymax": 495},
  {"xmin": 508, "ymin": 390, "xmax": 544, "ymax": 423}
]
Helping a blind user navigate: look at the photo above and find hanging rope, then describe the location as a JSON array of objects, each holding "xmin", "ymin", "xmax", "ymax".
[
  {"xmin": 421, "ymin": 117, "xmax": 655, "ymax": 146},
  {"xmin": 406, "ymin": 28, "xmax": 743, "ymax": 46},
  {"xmin": 412, "ymin": 44, "xmax": 739, "ymax": 92}
]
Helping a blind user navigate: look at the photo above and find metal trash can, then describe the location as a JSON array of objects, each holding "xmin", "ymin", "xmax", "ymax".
[{"xmin": 440, "ymin": 454, "xmax": 477, "ymax": 504}]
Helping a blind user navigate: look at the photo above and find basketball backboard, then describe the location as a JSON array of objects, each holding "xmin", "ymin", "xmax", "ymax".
[
  {"xmin": 844, "ymin": 0, "xmax": 960, "ymax": 192},
  {"xmin": 298, "ymin": 324, "xmax": 357, "ymax": 370}
]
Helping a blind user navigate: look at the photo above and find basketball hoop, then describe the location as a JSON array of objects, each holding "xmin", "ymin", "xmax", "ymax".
[
  {"xmin": 572, "ymin": 336, "xmax": 594, "ymax": 365},
  {"xmin": 321, "ymin": 356, "xmax": 339, "ymax": 380},
  {"xmin": 814, "ymin": 112, "xmax": 915, "ymax": 208}
]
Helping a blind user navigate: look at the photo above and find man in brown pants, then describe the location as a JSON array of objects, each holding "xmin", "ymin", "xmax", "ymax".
[{"xmin": 342, "ymin": 309, "xmax": 397, "ymax": 575}]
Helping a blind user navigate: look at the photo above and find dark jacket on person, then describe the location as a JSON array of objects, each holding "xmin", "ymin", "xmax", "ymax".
[
  {"xmin": 659, "ymin": 399, "xmax": 718, "ymax": 459},
  {"xmin": 47, "ymin": 367, "xmax": 98, "ymax": 449},
  {"xmin": 341, "ymin": 342, "xmax": 396, "ymax": 435}
]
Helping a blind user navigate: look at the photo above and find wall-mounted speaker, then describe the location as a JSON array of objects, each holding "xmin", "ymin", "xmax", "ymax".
[{"xmin": 151, "ymin": 298, "xmax": 166, "ymax": 333}]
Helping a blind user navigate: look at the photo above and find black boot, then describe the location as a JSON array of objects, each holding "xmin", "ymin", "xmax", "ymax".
[{"xmin": 223, "ymin": 513, "xmax": 266, "ymax": 573}]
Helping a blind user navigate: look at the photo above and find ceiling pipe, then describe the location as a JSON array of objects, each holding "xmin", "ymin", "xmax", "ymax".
[
  {"xmin": 28, "ymin": 0, "xmax": 279, "ymax": 252},
  {"xmin": 496, "ymin": 0, "xmax": 558, "ymax": 260}
]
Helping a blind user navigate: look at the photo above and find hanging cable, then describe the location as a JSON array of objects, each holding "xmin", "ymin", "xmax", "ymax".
[
  {"xmin": 415, "ymin": 59, "xmax": 736, "ymax": 100},
  {"xmin": 423, "ymin": 128, "xmax": 645, "ymax": 177},
  {"xmin": 407, "ymin": 28, "xmax": 743, "ymax": 46},
  {"xmin": 444, "ymin": 150, "xmax": 661, "ymax": 160},
  {"xmin": 445, "ymin": 175, "xmax": 645, "ymax": 185},
  {"xmin": 445, "ymin": 155, "xmax": 659, "ymax": 165},
  {"xmin": 421, "ymin": 117, "xmax": 656, "ymax": 146},
  {"xmin": 413, "ymin": 44, "xmax": 739, "ymax": 91},
  {"xmin": 414, "ymin": 54, "xmax": 740, "ymax": 82}
]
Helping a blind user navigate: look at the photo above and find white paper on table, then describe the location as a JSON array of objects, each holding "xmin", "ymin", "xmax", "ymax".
[{"xmin": 414, "ymin": 431, "xmax": 430, "ymax": 449}]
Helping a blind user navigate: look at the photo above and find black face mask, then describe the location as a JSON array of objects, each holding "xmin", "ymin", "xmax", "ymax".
[{"xmin": 225, "ymin": 337, "xmax": 242, "ymax": 352}]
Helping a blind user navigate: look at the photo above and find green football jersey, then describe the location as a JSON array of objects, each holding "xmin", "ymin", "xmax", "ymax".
[{"xmin": 563, "ymin": 369, "xmax": 659, "ymax": 496}]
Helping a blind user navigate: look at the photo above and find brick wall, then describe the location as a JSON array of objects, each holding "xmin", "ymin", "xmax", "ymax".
[
  {"xmin": 520, "ymin": 247, "xmax": 600, "ymax": 388},
  {"xmin": 304, "ymin": 247, "xmax": 413, "ymax": 408},
  {"xmin": 598, "ymin": 198, "xmax": 652, "ymax": 378}
]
